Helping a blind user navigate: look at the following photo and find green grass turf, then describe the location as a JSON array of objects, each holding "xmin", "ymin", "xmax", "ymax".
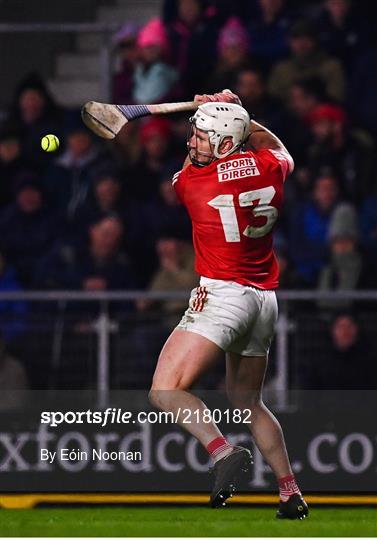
[{"xmin": 0, "ymin": 506, "xmax": 376, "ymax": 537}]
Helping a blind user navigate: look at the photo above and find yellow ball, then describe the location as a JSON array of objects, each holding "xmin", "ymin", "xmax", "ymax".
[{"xmin": 41, "ymin": 134, "xmax": 60, "ymax": 152}]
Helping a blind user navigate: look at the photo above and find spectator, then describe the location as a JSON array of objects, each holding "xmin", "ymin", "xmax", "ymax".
[
  {"xmin": 143, "ymin": 163, "xmax": 192, "ymax": 241},
  {"xmin": 0, "ymin": 174, "xmax": 63, "ymax": 286},
  {"xmin": 314, "ymin": 0, "xmax": 369, "ymax": 70},
  {"xmin": 268, "ymin": 19, "xmax": 346, "ymax": 103},
  {"xmin": 288, "ymin": 174, "xmax": 342, "ymax": 285},
  {"xmin": 124, "ymin": 118, "xmax": 173, "ymax": 202},
  {"xmin": 70, "ymin": 171, "xmax": 125, "ymax": 239},
  {"xmin": 317, "ymin": 204, "xmax": 376, "ymax": 310},
  {"xmin": 0, "ymin": 126, "xmax": 32, "ymax": 208},
  {"xmin": 0, "ymin": 252, "xmax": 28, "ymax": 344},
  {"xmin": 235, "ymin": 66, "xmax": 283, "ymax": 132},
  {"xmin": 44, "ymin": 117, "xmax": 112, "ymax": 221},
  {"xmin": 273, "ymin": 236, "xmax": 306, "ymax": 289},
  {"xmin": 305, "ymin": 104, "xmax": 376, "ymax": 202},
  {"xmin": 122, "ymin": 161, "xmax": 192, "ymax": 286},
  {"xmin": 303, "ymin": 313, "xmax": 377, "ymax": 389},
  {"xmin": 288, "ymin": 79, "xmax": 326, "ymax": 124},
  {"xmin": 163, "ymin": 0, "xmax": 219, "ymax": 97},
  {"xmin": 132, "ymin": 18, "xmax": 179, "ymax": 104},
  {"xmin": 279, "ymin": 79, "xmax": 326, "ymax": 191},
  {"xmin": 89, "ymin": 172, "xmax": 123, "ymax": 215},
  {"xmin": 6, "ymin": 73, "xmax": 64, "ymax": 172},
  {"xmin": 36, "ymin": 215, "xmax": 137, "ymax": 291},
  {"xmin": 0, "ymin": 335, "xmax": 29, "ymax": 410},
  {"xmin": 137, "ymin": 236, "xmax": 197, "ymax": 328},
  {"xmin": 34, "ymin": 216, "xmax": 137, "ymax": 388},
  {"xmin": 115, "ymin": 232, "xmax": 196, "ymax": 391},
  {"xmin": 247, "ymin": 0, "xmax": 291, "ymax": 66},
  {"xmin": 112, "ymin": 23, "xmax": 140, "ymax": 105},
  {"xmin": 205, "ymin": 17, "xmax": 251, "ymax": 93}
]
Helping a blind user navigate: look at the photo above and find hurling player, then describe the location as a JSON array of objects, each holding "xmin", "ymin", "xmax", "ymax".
[{"xmin": 149, "ymin": 89, "xmax": 308, "ymax": 519}]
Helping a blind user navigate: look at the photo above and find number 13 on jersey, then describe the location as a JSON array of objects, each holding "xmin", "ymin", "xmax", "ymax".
[{"xmin": 208, "ymin": 186, "xmax": 278, "ymax": 242}]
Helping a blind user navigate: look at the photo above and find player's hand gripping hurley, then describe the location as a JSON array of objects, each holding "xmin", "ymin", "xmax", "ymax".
[{"xmin": 81, "ymin": 100, "xmax": 198, "ymax": 139}]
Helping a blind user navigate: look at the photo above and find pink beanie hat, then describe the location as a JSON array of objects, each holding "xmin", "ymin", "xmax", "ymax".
[
  {"xmin": 137, "ymin": 17, "xmax": 170, "ymax": 53},
  {"xmin": 218, "ymin": 17, "xmax": 250, "ymax": 53}
]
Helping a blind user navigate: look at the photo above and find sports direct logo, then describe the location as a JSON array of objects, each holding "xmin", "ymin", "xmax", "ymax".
[{"xmin": 217, "ymin": 157, "xmax": 260, "ymax": 182}]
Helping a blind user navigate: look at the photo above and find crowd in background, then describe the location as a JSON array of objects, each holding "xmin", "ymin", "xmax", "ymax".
[{"xmin": 0, "ymin": 0, "xmax": 376, "ymax": 392}]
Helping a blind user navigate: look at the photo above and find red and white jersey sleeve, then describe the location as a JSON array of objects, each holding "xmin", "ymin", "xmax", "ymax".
[
  {"xmin": 172, "ymin": 169, "xmax": 185, "ymax": 204},
  {"xmin": 172, "ymin": 148, "xmax": 293, "ymax": 289},
  {"xmin": 254, "ymin": 148, "xmax": 294, "ymax": 181}
]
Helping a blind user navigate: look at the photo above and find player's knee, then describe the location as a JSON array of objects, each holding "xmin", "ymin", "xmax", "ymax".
[
  {"xmin": 150, "ymin": 378, "xmax": 189, "ymax": 395},
  {"xmin": 149, "ymin": 377, "xmax": 189, "ymax": 408}
]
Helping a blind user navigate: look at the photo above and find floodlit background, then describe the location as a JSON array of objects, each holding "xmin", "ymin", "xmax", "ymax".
[{"xmin": 0, "ymin": 0, "xmax": 376, "ymax": 401}]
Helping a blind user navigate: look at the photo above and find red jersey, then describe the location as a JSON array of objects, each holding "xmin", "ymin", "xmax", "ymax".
[{"xmin": 173, "ymin": 148, "xmax": 294, "ymax": 289}]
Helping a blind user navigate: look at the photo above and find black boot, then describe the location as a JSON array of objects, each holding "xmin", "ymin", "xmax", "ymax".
[
  {"xmin": 276, "ymin": 493, "xmax": 309, "ymax": 520},
  {"xmin": 210, "ymin": 446, "xmax": 253, "ymax": 508}
]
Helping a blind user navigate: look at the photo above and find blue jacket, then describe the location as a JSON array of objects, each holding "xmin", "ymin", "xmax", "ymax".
[
  {"xmin": 289, "ymin": 202, "xmax": 332, "ymax": 284},
  {"xmin": 0, "ymin": 267, "xmax": 28, "ymax": 342}
]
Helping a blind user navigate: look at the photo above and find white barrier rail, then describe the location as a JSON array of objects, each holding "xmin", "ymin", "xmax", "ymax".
[
  {"xmin": 0, "ymin": 289, "xmax": 375, "ymax": 409},
  {"xmin": 0, "ymin": 290, "xmax": 376, "ymax": 301}
]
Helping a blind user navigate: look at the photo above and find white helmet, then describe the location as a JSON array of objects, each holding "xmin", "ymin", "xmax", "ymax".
[{"xmin": 188, "ymin": 102, "xmax": 250, "ymax": 164}]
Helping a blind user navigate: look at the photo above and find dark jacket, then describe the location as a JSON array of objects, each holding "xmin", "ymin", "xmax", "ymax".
[
  {"xmin": 35, "ymin": 241, "xmax": 137, "ymax": 291},
  {"xmin": 303, "ymin": 339, "xmax": 377, "ymax": 390},
  {"xmin": 0, "ymin": 205, "xmax": 62, "ymax": 286}
]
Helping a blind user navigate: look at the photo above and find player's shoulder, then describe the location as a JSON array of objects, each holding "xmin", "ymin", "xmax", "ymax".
[
  {"xmin": 172, "ymin": 169, "xmax": 184, "ymax": 185},
  {"xmin": 252, "ymin": 148, "xmax": 294, "ymax": 179},
  {"xmin": 171, "ymin": 167, "xmax": 187, "ymax": 204}
]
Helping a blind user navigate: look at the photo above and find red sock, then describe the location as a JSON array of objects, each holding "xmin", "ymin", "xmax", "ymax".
[
  {"xmin": 206, "ymin": 436, "xmax": 233, "ymax": 462},
  {"xmin": 278, "ymin": 474, "xmax": 301, "ymax": 501}
]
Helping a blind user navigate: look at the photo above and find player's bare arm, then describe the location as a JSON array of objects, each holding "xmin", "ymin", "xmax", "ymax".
[
  {"xmin": 248, "ymin": 119, "xmax": 288, "ymax": 152},
  {"xmin": 181, "ymin": 89, "xmax": 291, "ymax": 171}
]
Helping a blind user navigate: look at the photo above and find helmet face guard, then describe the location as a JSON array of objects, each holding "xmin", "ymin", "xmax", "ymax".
[
  {"xmin": 187, "ymin": 119, "xmax": 216, "ymax": 167},
  {"xmin": 187, "ymin": 102, "xmax": 250, "ymax": 167}
]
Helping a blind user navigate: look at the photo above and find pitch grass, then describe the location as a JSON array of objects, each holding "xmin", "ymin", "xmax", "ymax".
[{"xmin": 0, "ymin": 506, "xmax": 376, "ymax": 537}]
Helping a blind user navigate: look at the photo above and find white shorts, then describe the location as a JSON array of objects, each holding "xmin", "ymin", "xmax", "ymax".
[{"xmin": 176, "ymin": 277, "xmax": 278, "ymax": 357}]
